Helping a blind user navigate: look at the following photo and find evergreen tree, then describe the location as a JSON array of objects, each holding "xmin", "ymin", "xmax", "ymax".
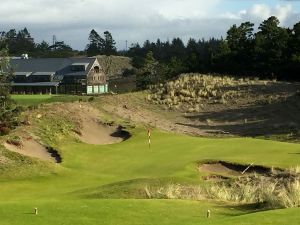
[
  {"xmin": 136, "ymin": 51, "xmax": 166, "ymax": 89},
  {"xmin": 14, "ymin": 27, "xmax": 35, "ymax": 54},
  {"xmin": 86, "ymin": 29, "xmax": 104, "ymax": 56},
  {"xmin": 103, "ymin": 31, "xmax": 117, "ymax": 56},
  {"xmin": 255, "ymin": 16, "xmax": 289, "ymax": 77},
  {"xmin": 0, "ymin": 47, "xmax": 19, "ymax": 135},
  {"xmin": 170, "ymin": 38, "xmax": 186, "ymax": 62},
  {"xmin": 226, "ymin": 22, "xmax": 254, "ymax": 74},
  {"xmin": 186, "ymin": 38, "xmax": 200, "ymax": 72}
]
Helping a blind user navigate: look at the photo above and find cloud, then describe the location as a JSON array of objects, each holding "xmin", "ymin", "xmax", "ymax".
[
  {"xmin": 247, "ymin": 3, "xmax": 295, "ymax": 24},
  {"xmin": 224, "ymin": 3, "xmax": 298, "ymax": 26},
  {"xmin": 0, "ymin": 0, "xmax": 219, "ymax": 25},
  {"xmin": 0, "ymin": 0, "xmax": 298, "ymax": 50}
]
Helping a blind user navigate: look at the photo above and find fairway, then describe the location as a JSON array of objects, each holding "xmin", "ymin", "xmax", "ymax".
[
  {"xmin": 11, "ymin": 95, "xmax": 90, "ymax": 106},
  {"xmin": 1, "ymin": 125, "xmax": 300, "ymax": 224}
]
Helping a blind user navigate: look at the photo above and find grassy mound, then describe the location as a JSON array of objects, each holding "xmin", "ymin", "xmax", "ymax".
[
  {"xmin": 147, "ymin": 73, "xmax": 278, "ymax": 112},
  {"xmin": 96, "ymin": 55, "xmax": 132, "ymax": 79}
]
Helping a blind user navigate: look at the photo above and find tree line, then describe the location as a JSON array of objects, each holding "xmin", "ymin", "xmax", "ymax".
[
  {"xmin": 0, "ymin": 28, "xmax": 76, "ymax": 57},
  {"xmin": 1, "ymin": 16, "xmax": 299, "ymax": 83},
  {"xmin": 127, "ymin": 16, "xmax": 300, "ymax": 84},
  {"xmin": 0, "ymin": 28, "xmax": 117, "ymax": 58},
  {"xmin": 85, "ymin": 30, "xmax": 117, "ymax": 56}
]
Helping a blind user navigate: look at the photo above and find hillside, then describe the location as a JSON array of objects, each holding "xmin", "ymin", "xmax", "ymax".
[
  {"xmin": 0, "ymin": 75, "xmax": 299, "ymax": 224},
  {"xmin": 96, "ymin": 55, "xmax": 133, "ymax": 79}
]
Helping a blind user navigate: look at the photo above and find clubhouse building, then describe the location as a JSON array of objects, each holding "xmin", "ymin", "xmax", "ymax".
[{"xmin": 9, "ymin": 57, "xmax": 108, "ymax": 95}]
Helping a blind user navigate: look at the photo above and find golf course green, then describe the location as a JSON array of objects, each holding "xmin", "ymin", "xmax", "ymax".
[{"xmin": 0, "ymin": 95, "xmax": 299, "ymax": 225}]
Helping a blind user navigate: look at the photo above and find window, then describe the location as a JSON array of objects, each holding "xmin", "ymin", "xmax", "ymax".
[
  {"xmin": 71, "ymin": 65, "xmax": 86, "ymax": 71},
  {"xmin": 94, "ymin": 66, "xmax": 100, "ymax": 73}
]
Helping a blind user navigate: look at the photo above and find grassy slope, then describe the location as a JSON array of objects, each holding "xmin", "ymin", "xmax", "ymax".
[{"xmin": 1, "ymin": 95, "xmax": 300, "ymax": 224}]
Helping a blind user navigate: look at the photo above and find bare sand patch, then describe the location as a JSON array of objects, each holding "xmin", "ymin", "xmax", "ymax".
[
  {"xmin": 199, "ymin": 161, "xmax": 273, "ymax": 177},
  {"xmin": 79, "ymin": 119, "xmax": 125, "ymax": 145},
  {"xmin": 4, "ymin": 139, "xmax": 58, "ymax": 163},
  {"xmin": 70, "ymin": 103, "xmax": 130, "ymax": 145}
]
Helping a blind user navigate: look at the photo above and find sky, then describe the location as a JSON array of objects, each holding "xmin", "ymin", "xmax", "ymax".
[{"xmin": 0, "ymin": 0, "xmax": 300, "ymax": 50}]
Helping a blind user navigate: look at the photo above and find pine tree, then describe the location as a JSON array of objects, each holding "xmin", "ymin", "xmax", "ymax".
[
  {"xmin": 86, "ymin": 29, "xmax": 104, "ymax": 56},
  {"xmin": 103, "ymin": 31, "xmax": 117, "ymax": 56},
  {"xmin": 0, "ymin": 47, "xmax": 18, "ymax": 135}
]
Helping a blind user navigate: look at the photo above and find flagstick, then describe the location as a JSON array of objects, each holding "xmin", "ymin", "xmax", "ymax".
[{"xmin": 147, "ymin": 128, "xmax": 151, "ymax": 149}]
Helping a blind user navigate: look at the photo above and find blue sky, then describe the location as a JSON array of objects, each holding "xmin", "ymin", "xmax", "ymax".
[
  {"xmin": 0, "ymin": 0, "xmax": 299, "ymax": 50},
  {"xmin": 220, "ymin": 0, "xmax": 300, "ymax": 11}
]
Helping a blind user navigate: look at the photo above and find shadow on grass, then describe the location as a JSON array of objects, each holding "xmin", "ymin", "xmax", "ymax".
[
  {"xmin": 178, "ymin": 93, "xmax": 300, "ymax": 137},
  {"xmin": 215, "ymin": 202, "xmax": 272, "ymax": 217}
]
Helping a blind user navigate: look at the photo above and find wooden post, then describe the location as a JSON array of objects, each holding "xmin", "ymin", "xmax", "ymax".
[{"xmin": 207, "ymin": 210, "xmax": 211, "ymax": 218}]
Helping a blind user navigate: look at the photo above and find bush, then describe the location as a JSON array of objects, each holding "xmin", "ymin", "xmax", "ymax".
[
  {"xmin": 145, "ymin": 169, "xmax": 300, "ymax": 209},
  {"xmin": 0, "ymin": 126, "xmax": 11, "ymax": 135},
  {"xmin": 6, "ymin": 136, "xmax": 22, "ymax": 147},
  {"xmin": 122, "ymin": 68, "xmax": 135, "ymax": 77}
]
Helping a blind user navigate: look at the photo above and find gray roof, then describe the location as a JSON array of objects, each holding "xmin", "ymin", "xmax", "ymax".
[
  {"xmin": 31, "ymin": 72, "xmax": 55, "ymax": 76},
  {"xmin": 15, "ymin": 72, "xmax": 32, "ymax": 76},
  {"xmin": 9, "ymin": 58, "xmax": 96, "ymax": 76},
  {"xmin": 71, "ymin": 62, "xmax": 89, "ymax": 66},
  {"xmin": 11, "ymin": 82, "xmax": 60, "ymax": 86}
]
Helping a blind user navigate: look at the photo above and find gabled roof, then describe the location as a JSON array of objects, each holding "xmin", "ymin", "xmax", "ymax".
[{"xmin": 9, "ymin": 58, "xmax": 97, "ymax": 76}]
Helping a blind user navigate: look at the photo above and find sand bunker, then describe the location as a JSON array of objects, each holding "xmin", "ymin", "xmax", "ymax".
[
  {"xmin": 79, "ymin": 120, "xmax": 128, "ymax": 145},
  {"xmin": 72, "ymin": 104, "xmax": 130, "ymax": 145},
  {"xmin": 4, "ymin": 139, "xmax": 60, "ymax": 163},
  {"xmin": 199, "ymin": 161, "xmax": 272, "ymax": 177}
]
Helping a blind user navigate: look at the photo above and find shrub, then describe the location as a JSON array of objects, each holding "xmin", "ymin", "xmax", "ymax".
[
  {"xmin": 0, "ymin": 126, "xmax": 11, "ymax": 135},
  {"xmin": 6, "ymin": 136, "xmax": 22, "ymax": 147},
  {"xmin": 144, "ymin": 169, "xmax": 300, "ymax": 209}
]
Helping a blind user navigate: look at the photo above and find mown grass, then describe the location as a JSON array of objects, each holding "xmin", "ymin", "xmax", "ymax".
[
  {"xmin": 1, "ymin": 96, "xmax": 300, "ymax": 224},
  {"xmin": 11, "ymin": 95, "xmax": 90, "ymax": 106},
  {"xmin": 0, "ymin": 145, "xmax": 55, "ymax": 179},
  {"xmin": 0, "ymin": 199, "xmax": 246, "ymax": 225},
  {"xmin": 1, "ymin": 127, "xmax": 300, "ymax": 224}
]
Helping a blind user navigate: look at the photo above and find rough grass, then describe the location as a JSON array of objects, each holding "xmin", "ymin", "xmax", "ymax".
[
  {"xmin": 0, "ymin": 145, "xmax": 55, "ymax": 178},
  {"xmin": 148, "ymin": 73, "xmax": 279, "ymax": 112}
]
